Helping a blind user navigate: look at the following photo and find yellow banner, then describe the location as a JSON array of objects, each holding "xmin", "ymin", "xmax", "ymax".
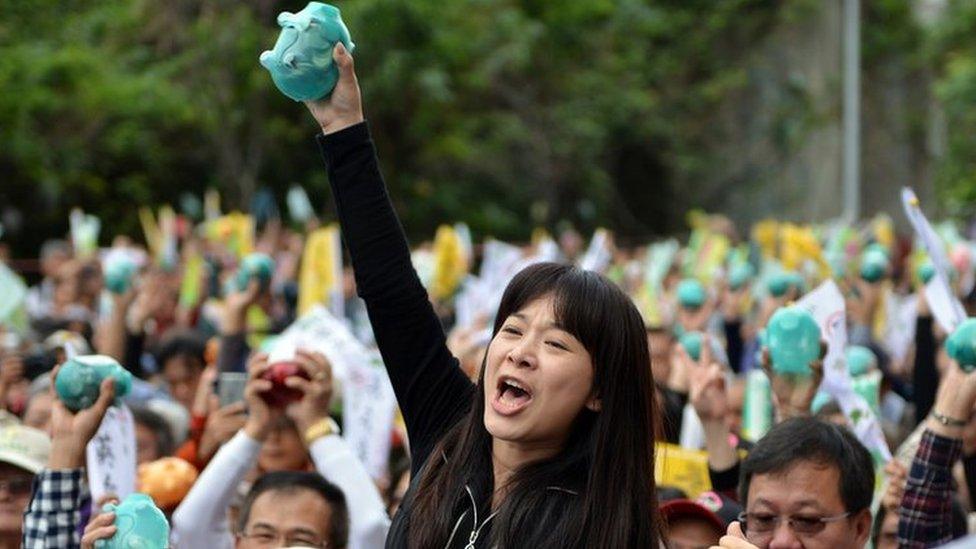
[
  {"xmin": 655, "ymin": 442, "xmax": 712, "ymax": 498},
  {"xmin": 298, "ymin": 225, "xmax": 341, "ymax": 316}
]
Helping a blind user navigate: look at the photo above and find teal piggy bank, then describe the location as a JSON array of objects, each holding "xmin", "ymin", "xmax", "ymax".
[
  {"xmin": 845, "ymin": 345, "xmax": 876, "ymax": 377},
  {"xmin": 917, "ymin": 260, "xmax": 935, "ymax": 285},
  {"xmin": 95, "ymin": 493, "xmax": 169, "ymax": 549},
  {"xmin": 260, "ymin": 2, "xmax": 355, "ymax": 102},
  {"xmin": 676, "ymin": 279, "xmax": 706, "ymax": 309},
  {"xmin": 859, "ymin": 249, "xmax": 889, "ymax": 283},
  {"xmin": 946, "ymin": 318, "xmax": 976, "ymax": 373},
  {"xmin": 728, "ymin": 263, "xmax": 754, "ymax": 291},
  {"xmin": 104, "ymin": 258, "xmax": 137, "ymax": 295},
  {"xmin": 767, "ymin": 271, "xmax": 803, "ymax": 298},
  {"xmin": 679, "ymin": 331, "xmax": 704, "ymax": 361},
  {"xmin": 234, "ymin": 253, "xmax": 275, "ymax": 292},
  {"xmin": 55, "ymin": 355, "xmax": 132, "ymax": 412},
  {"xmin": 765, "ymin": 306, "xmax": 821, "ymax": 375}
]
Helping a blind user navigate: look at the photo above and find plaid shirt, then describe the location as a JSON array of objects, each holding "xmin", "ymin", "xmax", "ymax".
[
  {"xmin": 897, "ymin": 429, "xmax": 962, "ymax": 549},
  {"xmin": 22, "ymin": 468, "xmax": 90, "ymax": 549}
]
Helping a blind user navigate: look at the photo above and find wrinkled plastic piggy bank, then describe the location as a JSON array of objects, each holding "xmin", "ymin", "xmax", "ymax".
[
  {"xmin": 55, "ymin": 355, "xmax": 132, "ymax": 411},
  {"xmin": 764, "ymin": 306, "xmax": 821, "ymax": 375},
  {"xmin": 233, "ymin": 253, "xmax": 275, "ymax": 293},
  {"xmin": 946, "ymin": 318, "xmax": 976, "ymax": 373},
  {"xmin": 260, "ymin": 2, "xmax": 355, "ymax": 102},
  {"xmin": 95, "ymin": 493, "xmax": 169, "ymax": 549},
  {"xmin": 676, "ymin": 279, "xmax": 706, "ymax": 309}
]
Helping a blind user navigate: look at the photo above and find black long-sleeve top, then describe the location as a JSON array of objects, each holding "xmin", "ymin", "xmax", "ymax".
[
  {"xmin": 318, "ymin": 123, "xmax": 487, "ymax": 547},
  {"xmin": 913, "ymin": 316, "xmax": 937, "ymax": 425},
  {"xmin": 318, "ymin": 123, "xmax": 475, "ymax": 478}
]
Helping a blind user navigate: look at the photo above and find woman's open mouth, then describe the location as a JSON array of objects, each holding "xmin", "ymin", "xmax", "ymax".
[{"xmin": 491, "ymin": 375, "xmax": 534, "ymax": 416}]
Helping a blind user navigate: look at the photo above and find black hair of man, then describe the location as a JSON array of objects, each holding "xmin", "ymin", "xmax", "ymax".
[
  {"xmin": 155, "ymin": 329, "xmax": 206, "ymax": 371},
  {"xmin": 739, "ymin": 417, "xmax": 873, "ymax": 514},
  {"xmin": 237, "ymin": 471, "xmax": 350, "ymax": 549}
]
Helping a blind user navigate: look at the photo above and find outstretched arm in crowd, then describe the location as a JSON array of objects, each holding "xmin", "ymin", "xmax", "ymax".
[
  {"xmin": 897, "ymin": 358, "xmax": 976, "ymax": 548},
  {"xmin": 289, "ymin": 349, "xmax": 391, "ymax": 549},
  {"xmin": 172, "ymin": 351, "xmax": 286, "ymax": 548},
  {"xmin": 216, "ymin": 279, "xmax": 262, "ymax": 373},
  {"xmin": 308, "ymin": 43, "xmax": 474, "ymax": 473},
  {"xmin": 913, "ymin": 290, "xmax": 938, "ymax": 425},
  {"xmin": 22, "ymin": 370, "xmax": 116, "ymax": 549},
  {"xmin": 172, "ymin": 350, "xmax": 389, "ymax": 549},
  {"xmin": 760, "ymin": 344, "xmax": 824, "ymax": 423},
  {"xmin": 685, "ymin": 338, "xmax": 739, "ymax": 495},
  {"xmin": 93, "ymin": 286, "xmax": 136, "ymax": 364}
]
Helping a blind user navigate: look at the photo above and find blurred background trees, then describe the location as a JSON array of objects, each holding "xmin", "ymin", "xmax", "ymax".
[{"xmin": 1, "ymin": 0, "xmax": 973, "ymax": 256}]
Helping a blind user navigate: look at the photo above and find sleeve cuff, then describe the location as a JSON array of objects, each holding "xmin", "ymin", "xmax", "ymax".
[
  {"xmin": 919, "ymin": 429, "xmax": 964, "ymax": 468},
  {"xmin": 316, "ymin": 121, "xmax": 371, "ymax": 166}
]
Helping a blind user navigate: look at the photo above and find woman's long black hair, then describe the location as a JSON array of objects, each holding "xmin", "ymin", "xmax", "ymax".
[{"xmin": 407, "ymin": 262, "xmax": 662, "ymax": 548}]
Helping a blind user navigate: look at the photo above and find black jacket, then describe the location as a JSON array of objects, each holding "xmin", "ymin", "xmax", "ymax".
[{"xmin": 318, "ymin": 123, "xmax": 584, "ymax": 548}]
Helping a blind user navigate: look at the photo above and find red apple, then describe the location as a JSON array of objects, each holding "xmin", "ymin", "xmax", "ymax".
[{"xmin": 259, "ymin": 361, "xmax": 309, "ymax": 407}]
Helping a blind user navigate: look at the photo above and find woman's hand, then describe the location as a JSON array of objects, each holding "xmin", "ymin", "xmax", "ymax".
[{"xmin": 304, "ymin": 43, "xmax": 364, "ymax": 135}]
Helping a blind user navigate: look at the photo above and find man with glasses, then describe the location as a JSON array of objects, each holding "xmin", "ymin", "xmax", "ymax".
[
  {"xmin": 236, "ymin": 471, "xmax": 349, "ymax": 549},
  {"xmin": 711, "ymin": 417, "xmax": 874, "ymax": 549},
  {"xmin": 0, "ymin": 424, "xmax": 50, "ymax": 549}
]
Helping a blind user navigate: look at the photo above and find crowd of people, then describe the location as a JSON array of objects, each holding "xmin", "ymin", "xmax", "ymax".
[{"xmin": 2, "ymin": 43, "xmax": 976, "ymax": 549}]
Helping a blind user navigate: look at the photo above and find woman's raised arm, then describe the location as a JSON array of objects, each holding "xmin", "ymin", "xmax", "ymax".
[{"xmin": 307, "ymin": 44, "xmax": 475, "ymax": 472}]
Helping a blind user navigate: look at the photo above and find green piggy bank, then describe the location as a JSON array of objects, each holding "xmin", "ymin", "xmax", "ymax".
[
  {"xmin": 765, "ymin": 306, "xmax": 821, "ymax": 375},
  {"xmin": 946, "ymin": 318, "xmax": 976, "ymax": 373},
  {"xmin": 260, "ymin": 2, "xmax": 355, "ymax": 102}
]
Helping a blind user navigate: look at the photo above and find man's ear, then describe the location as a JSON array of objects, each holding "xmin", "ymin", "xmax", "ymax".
[{"xmin": 853, "ymin": 508, "xmax": 873, "ymax": 547}]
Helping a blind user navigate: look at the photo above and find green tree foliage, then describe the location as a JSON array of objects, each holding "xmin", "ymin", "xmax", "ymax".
[
  {"xmin": 0, "ymin": 0, "xmax": 796, "ymax": 255},
  {"xmin": 928, "ymin": 1, "xmax": 976, "ymax": 215}
]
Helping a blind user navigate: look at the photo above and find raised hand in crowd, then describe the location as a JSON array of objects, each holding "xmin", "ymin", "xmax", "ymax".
[
  {"xmin": 241, "ymin": 352, "xmax": 282, "ymax": 442},
  {"xmin": 47, "ymin": 366, "xmax": 116, "ymax": 469},
  {"xmin": 284, "ymin": 349, "xmax": 335, "ymax": 435},
  {"xmin": 686, "ymin": 336, "xmax": 737, "ymax": 472},
  {"xmin": 221, "ymin": 278, "xmax": 263, "ymax": 336},
  {"xmin": 304, "ymin": 42, "xmax": 364, "ymax": 135},
  {"xmin": 846, "ymin": 277, "xmax": 882, "ymax": 329},
  {"xmin": 897, "ymin": 357, "xmax": 976, "ymax": 548},
  {"xmin": 760, "ymin": 342, "xmax": 825, "ymax": 422},
  {"xmin": 197, "ymin": 395, "xmax": 247, "ymax": 463},
  {"xmin": 678, "ymin": 294, "xmax": 716, "ymax": 334},
  {"xmin": 80, "ymin": 504, "xmax": 119, "ymax": 549},
  {"xmin": 720, "ymin": 280, "xmax": 749, "ymax": 322},
  {"xmin": 127, "ymin": 270, "xmax": 170, "ymax": 335},
  {"xmin": 0, "ymin": 353, "xmax": 25, "ymax": 412},
  {"xmin": 882, "ymin": 460, "xmax": 907, "ymax": 512}
]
